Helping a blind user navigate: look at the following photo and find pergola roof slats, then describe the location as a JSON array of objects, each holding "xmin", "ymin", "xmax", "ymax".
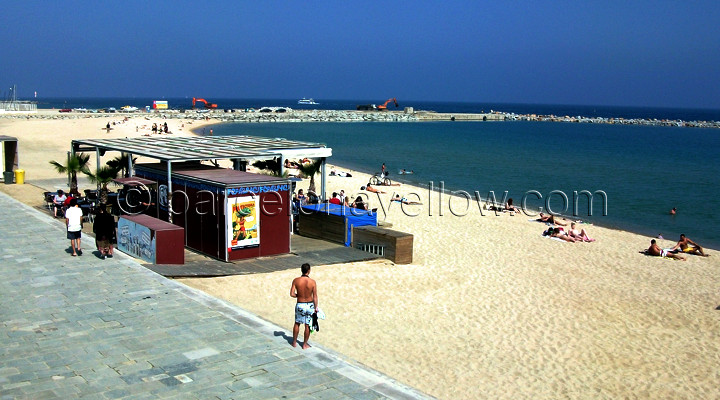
[{"xmin": 72, "ymin": 135, "xmax": 332, "ymax": 162}]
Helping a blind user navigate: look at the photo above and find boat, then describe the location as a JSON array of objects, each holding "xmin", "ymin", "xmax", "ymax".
[
  {"xmin": 297, "ymin": 98, "xmax": 319, "ymax": 105},
  {"xmin": 120, "ymin": 105, "xmax": 139, "ymax": 112}
]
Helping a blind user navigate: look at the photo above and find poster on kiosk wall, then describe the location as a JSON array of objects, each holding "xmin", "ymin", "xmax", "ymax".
[{"xmin": 228, "ymin": 196, "xmax": 260, "ymax": 250}]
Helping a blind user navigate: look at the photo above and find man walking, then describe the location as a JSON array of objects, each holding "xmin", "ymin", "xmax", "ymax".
[
  {"xmin": 290, "ymin": 263, "xmax": 318, "ymax": 349},
  {"xmin": 65, "ymin": 198, "xmax": 84, "ymax": 256}
]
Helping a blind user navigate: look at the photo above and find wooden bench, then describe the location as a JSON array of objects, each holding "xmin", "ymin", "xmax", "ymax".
[{"xmin": 352, "ymin": 226, "xmax": 413, "ymax": 264}]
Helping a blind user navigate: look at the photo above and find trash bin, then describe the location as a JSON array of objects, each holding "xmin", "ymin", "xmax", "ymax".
[
  {"xmin": 14, "ymin": 169, "xmax": 24, "ymax": 185},
  {"xmin": 3, "ymin": 171, "xmax": 13, "ymax": 184}
]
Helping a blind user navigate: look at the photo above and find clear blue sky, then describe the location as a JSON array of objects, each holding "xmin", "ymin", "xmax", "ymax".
[{"xmin": 2, "ymin": 1, "xmax": 719, "ymax": 109}]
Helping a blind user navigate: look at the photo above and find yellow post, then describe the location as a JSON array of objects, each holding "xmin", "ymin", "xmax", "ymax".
[{"xmin": 14, "ymin": 169, "xmax": 25, "ymax": 184}]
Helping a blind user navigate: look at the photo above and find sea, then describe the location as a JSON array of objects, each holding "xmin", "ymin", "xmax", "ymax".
[{"xmin": 38, "ymin": 97, "xmax": 720, "ymax": 249}]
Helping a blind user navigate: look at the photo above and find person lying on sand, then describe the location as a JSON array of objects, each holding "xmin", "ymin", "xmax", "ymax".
[
  {"xmin": 362, "ymin": 184, "xmax": 386, "ymax": 194},
  {"xmin": 329, "ymin": 169, "xmax": 352, "ymax": 177},
  {"xmin": 670, "ymin": 234, "xmax": 708, "ymax": 257},
  {"xmin": 391, "ymin": 194, "xmax": 422, "ymax": 205},
  {"xmin": 568, "ymin": 222, "xmax": 595, "ymax": 242},
  {"xmin": 543, "ymin": 227, "xmax": 577, "ymax": 242},
  {"xmin": 537, "ymin": 212, "xmax": 568, "ymax": 226},
  {"xmin": 640, "ymin": 239, "xmax": 686, "ymax": 260}
]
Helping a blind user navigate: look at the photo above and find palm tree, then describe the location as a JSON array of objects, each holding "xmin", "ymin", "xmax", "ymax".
[
  {"xmin": 297, "ymin": 159, "xmax": 323, "ymax": 194},
  {"xmin": 106, "ymin": 153, "xmax": 136, "ymax": 178},
  {"xmin": 252, "ymin": 159, "xmax": 289, "ymax": 177},
  {"xmin": 49, "ymin": 152, "xmax": 91, "ymax": 196},
  {"xmin": 252, "ymin": 158, "xmax": 282, "ymax": 176},
  {"xmin": 85, "ymin": 166, "xmax": 119, "ymax": 205}
]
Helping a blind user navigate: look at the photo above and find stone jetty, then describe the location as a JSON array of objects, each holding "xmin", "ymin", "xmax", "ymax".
[{"xmin": 3, "ymin": 108, "xmax": 718, "ymax": 129}]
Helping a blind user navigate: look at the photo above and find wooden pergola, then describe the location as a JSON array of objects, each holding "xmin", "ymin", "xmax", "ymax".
[{"xmin": 72, "ymin": 135, "xmax": 332, "ymax": 222}]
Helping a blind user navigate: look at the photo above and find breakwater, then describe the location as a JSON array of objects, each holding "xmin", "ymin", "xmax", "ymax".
[{"xmin": 3, "ymin": 108, "xmax": 719, "ymax": 128}]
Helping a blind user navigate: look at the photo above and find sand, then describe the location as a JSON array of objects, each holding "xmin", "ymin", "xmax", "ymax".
[{"xmin": 2, "ymin": 114, "xmax": 719, "ymax": 399}]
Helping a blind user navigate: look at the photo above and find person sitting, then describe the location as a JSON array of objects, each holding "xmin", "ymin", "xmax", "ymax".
[
  {"xmin": 504, "ymin": 198, "xmax": 520, "ymax": 214},
  {"xmin": 306, "ymin": 191, "xmax": 319, "ymax": 204},
  {"xmin": 642, "ymin": 239, "xmax": 686, "ymax": 260},
  {"xmin": 537, "ymin": 212, "xmax": 567, "ymax": 226},
  {"xmin": 297, "ymin": 189, "xmax": 307, "ymax": 205},
  {"xmin": 568, "ymin": 222, "xmax": 595, "ymax": 242},
  {"xmin": 362, "ymin": 184, "xmax": 386, "ymax": 194},
  {"xmin": 352, "ymin": 197, "xmax": 368, "ymax": 210},
  {"xmin": 391, "ymin": 194, "xmax": 422, "ymax": 205},
  {"xmin": 670, "ymin": 234, "xmax": 708, "ymax": 257},
  {"xmin": 328, "ymin": 192, "xmax": 342, "ymax": 205},
  {"xmin": 53, "ymin": 189, "xmax": 67, "ymax": 218},
  {"xmin": 343, "ymin": 196, "xmax": 350, "ymax": 207}
]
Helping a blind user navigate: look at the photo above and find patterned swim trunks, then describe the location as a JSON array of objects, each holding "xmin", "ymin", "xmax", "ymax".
[{"xmin": 295, "ymin": 302, "xmax": 315, "ymax": 325}]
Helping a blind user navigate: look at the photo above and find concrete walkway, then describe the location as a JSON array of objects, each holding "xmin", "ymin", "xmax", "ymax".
[{"xmin": 0, "ymin": 191, "xmax": 432, "ymax": 399}]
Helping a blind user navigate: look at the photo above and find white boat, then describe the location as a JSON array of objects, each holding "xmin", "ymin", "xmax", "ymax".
[
  {"xmin": 297, "ymin": 98, "xmax": 319, "ymax": 105},
  {"xmin": 120, "ymin": 105, "xmax": 139, "ymax": 112}
]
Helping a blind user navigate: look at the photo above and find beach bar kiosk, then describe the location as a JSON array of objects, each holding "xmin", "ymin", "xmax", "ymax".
[
  {"xmin": 134, "ymin": 162, "xmax": 291, "ymax": 262},
  {"xmin": 72, "ymin": 135, "xmax": 333, "ymax": 262}
]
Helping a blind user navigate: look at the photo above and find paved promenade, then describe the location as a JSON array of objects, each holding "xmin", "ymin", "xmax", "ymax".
[{"xmin": 0, "ymin": 191, "xmax": 432, "ymax": 399}]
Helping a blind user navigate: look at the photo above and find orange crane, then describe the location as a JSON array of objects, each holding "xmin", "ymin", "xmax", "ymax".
[
  {"xmin": 192, "ymin": 97, "xmax": 218, "ymax": 109},
  {"xmin": 377, "ymin": 98, "xmax": 398, "ymax": 110},
  {"xmin": 356, "ymin": 98, "xmax": 399, "ymax": 111}
]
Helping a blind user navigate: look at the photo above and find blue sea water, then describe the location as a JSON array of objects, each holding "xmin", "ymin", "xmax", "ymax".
[
  {"xmin": 209, "ymin": 120, "xmax": 720, "ymax": 250},
  {"xmin": 37, "ymin": 97, "xmax": 720, "ymax": 248}
]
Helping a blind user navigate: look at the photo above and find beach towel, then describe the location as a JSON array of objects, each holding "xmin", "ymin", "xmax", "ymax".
[
  {"xmin": 638, "ymin": 250, "xmax": 675, "ymax": 260},
  {"xmin": 310, "ymin": 308, "xmax": 326, "ymax": 333}
]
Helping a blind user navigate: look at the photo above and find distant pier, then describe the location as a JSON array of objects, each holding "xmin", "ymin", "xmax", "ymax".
[{"xmin": 3, "ymin": 108, "xmax": 718, "ymax": 128}]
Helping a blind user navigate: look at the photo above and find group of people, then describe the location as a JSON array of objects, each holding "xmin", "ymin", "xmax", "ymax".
[
  {"xmin": 57, "ymin": 190, "xmax": 116, "ymax": 259},
  {"xmin": 644, "ymin": 234, "xmax": 708, "ymax": 261},
  {"xmin": 543, "ymin": 222, "xmax": 595, "ymax": 243},
  {"xmin": 151, "ymin": 122, "xmax": 169, "ymax": 134}
]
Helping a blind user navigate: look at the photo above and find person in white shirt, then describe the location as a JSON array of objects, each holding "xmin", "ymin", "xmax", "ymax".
[
  {"xmin": 65, "ymin": 198, "xmax": 84, "ymax": 256},
  {"xmin": 53, "ymin": 189, "xmax": 67, "ymax": 218}
]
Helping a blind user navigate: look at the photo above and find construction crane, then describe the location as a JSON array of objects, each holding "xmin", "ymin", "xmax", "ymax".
[
  {"xmin": 192, "ymin": 97, "xmax": 218, "ymax": 109},
  {"xmin": 357, "ymin": 98, "xmax": 399, "ymax": 111},
  {"xmin": 377, "ymin": 98, "xmax": 398, "ymax": 111}
]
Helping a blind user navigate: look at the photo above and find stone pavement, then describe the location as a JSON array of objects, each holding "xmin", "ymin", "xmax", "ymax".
[{"xmin": 0, "ymin": 191, "xmax": 433, "ymax": 400}]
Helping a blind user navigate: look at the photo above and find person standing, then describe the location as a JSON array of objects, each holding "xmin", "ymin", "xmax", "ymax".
[
  {"xmin": 65, "ymin": 198, "xmax": 84, "ymax": 256},
  {"xmin": 290, "ymin": 263, "xmax": 318, "ymax": 349},
  {"xmin": 93, "ymin": 206, "xmax": 116, "ymax": 259}
]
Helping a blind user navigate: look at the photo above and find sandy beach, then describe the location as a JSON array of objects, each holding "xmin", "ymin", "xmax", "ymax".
[{"xmin": 1, "ymin": 114, "xmax": 719, "ymax": 399}]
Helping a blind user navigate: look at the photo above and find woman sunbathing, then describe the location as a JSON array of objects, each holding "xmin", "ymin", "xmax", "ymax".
[
  {"xmin": 362, "ymin": 184, "xmax": 386, "ymax": 194},
  {"xmin": 504, "ymin": 198, "xmax": 520, "ymax": 214},
  {"xmin": 568, "ymin": 222, "xmax": 595, "ymax": 242},
  {"xmin": 392, "ymin": 194, "xmax": 422, "ymax": 205},
  {"xmin": 544, "ymin": 227, "xmax": 577, "ymax": 242}
]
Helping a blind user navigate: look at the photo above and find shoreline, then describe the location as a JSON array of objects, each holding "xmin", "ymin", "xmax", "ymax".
[
  {"xmin": 200, "ymin": 119, "xmax": 719, "ymax": 251},
  {"xmin": 1, "ymin": 114, "xmax": 718, "ymax": 399}
]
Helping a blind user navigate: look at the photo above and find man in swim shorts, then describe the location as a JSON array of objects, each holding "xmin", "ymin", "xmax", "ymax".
[
  {"xmin": 670, "ymin": 234, "xmax": 708, "ymax": 257},
  {"xmin": 646, "ymin": 239, "xmax": 685, "ymax": 260},
  {"xmin": 290, "ymin": 263, "xmax": 318, "ymax": 349}
]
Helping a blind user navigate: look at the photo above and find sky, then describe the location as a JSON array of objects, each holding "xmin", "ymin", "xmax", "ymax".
[{"xmin": 2, "ymin": 1, "xmax": 719, "ymax": 109}]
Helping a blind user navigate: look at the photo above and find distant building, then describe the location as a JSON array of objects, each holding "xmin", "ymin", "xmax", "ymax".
[{"xmin": 0, "ymin": 85, "xmax": 37, "ymax": 113}]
